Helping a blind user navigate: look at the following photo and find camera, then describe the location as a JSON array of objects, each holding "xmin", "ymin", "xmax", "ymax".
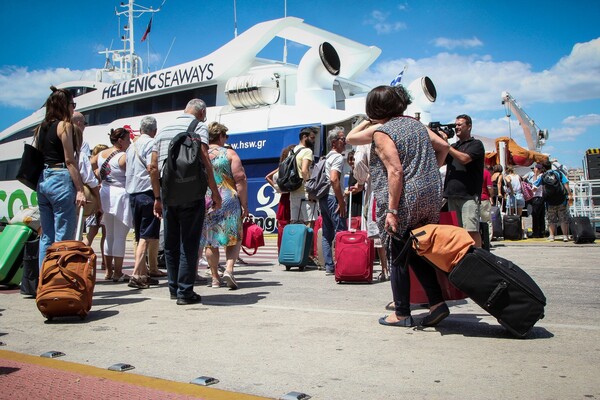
[{"xmin": 428, "ymin": 122, "xmax": 456, "ymax": 139}]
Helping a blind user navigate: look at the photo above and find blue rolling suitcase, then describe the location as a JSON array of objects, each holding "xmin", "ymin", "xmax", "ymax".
[{"xmin": 279, "ymin": 224, "xmax": 313, "ymax": 271}]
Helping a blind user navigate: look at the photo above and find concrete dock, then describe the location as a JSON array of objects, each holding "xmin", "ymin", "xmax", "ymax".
[{"xmin": 1, "ymin": 235, "xmax": 599, "ymax": 399}]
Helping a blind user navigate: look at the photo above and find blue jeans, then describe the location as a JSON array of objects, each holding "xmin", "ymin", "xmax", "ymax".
[
  {"xmin": 318, "ymin": 195, "xmax": 347, "ymax": 273},
  {"xmin": 163, "ymin": 200, "xmax": 205, "ymax": 299},
  {"xmin": 37, "ymin": 168, "xmax": 76, "ymax": 268}
]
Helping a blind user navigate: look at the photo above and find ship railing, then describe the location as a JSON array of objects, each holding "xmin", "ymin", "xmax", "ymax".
[{"xmin": 570, "ymin": 179, "xmax": 600, "ymax": 228}]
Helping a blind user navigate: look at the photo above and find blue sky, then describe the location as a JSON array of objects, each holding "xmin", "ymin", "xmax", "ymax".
[{"xmin": 1, "ymin": 0, "xmax": 599, "ymax": 169}]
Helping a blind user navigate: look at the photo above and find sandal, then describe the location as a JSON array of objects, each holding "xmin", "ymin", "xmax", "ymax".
[
  {"xmin": 104, "ymin": 271, "xmax": 114, "ymax": 281},
  {"xmin": 112, "ymin": 274, "xmax": 130, "ymax": 283}
]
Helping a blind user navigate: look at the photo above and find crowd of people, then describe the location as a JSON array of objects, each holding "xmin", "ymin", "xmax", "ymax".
[{"xmin": 34, "ymin": 83, "xmax": 574, "ymax": 320}]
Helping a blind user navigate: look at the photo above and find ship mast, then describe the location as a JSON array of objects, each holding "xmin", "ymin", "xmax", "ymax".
[{"xmin": 98, "ymin": 0, "xmax": 161, "ymax": 81}]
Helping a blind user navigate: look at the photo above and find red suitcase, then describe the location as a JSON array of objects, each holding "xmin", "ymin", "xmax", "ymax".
[
  {"xmin": 409, "ymin": 210, "xmax": 468, "ymax": 304},
  {"xmin": 334, "ymin": 192, "xmax": 373, "ymax": 283}
]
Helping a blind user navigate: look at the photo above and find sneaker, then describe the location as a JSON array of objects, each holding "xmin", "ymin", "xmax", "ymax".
[
  {"xmin": 211, "ymin": 278, "xmax": 222, "ymax": 288},
  {"xmin": 546, "ymin": 236, "xmax": 555, "ymax": 242},
  {"xmin": 222, "ymin": 270, "xmax": 238, "ymax": 290},
  {"xmin": 128, "ymin": 277, "xmax": 149, "ymax": 289},
  {"xmin": 563, "ymin": 236, "xmax": 569, "ymax": 242},
  {"xmin": 325, "ymin": 271, "xmax": 335, "ymax": 276},
  {"xmin": 176, "ymin": 292, "xmax": 202, "ymax": 305}
]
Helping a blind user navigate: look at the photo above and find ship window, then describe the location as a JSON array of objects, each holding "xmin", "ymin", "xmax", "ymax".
[
  {"xmin": 1, "ymin": 85, "xmax": 218, "ymax": 145},
  {"xmin": 0, "ymin": 159, "xmax": 21, "ymax": 181},
  {"xmin": 95, "ymin": 105, "xmax": 117, "ymax": 125},
  {"xmin": 0, "ymin": 127, "xmax": 36, "ymax": 145}
]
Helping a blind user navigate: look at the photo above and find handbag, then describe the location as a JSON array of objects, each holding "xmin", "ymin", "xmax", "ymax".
[
  {"xmin": 16, "ymin": 143, "xmax": 45, "ymax": 190},
  {"xmin": 409, "ymin": 224, "xmax": 475, "ymax": 273},
  {"xmin": 241, "ymin": 220, "xmax": 265, "ymax": 256},
  {"xmin": 521, "ymin": 181, "xmax": 534, "ymax": 202}
]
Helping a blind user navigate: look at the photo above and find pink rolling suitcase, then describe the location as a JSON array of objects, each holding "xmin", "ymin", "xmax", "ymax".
[{"xmin": 334, "ymin": 192, "xmax": 373, "ymax": 283}]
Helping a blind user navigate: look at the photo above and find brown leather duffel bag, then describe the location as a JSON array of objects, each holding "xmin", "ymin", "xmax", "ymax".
[{"xmin": 36, "ymin": 240, "xmax": 96, "ymax": 320}]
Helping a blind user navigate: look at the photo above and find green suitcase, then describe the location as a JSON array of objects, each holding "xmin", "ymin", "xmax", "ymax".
[{"xmin": 0, "ymin": 224, "xmax": 35, "ymax": 286}]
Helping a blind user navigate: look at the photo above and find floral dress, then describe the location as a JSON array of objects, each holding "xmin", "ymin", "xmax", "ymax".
[
  {"xmin": 370, "ymin": 116, "xmax": 442, "ymax": 246},
  {"xmin": 201, "ymin": 146, "xmax": 242, "ymax": 247}
]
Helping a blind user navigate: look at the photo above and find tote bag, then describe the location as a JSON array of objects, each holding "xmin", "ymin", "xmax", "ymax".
[{"xmin": 16, "ymin": 143, "xmax": 44, "ymax": 191}]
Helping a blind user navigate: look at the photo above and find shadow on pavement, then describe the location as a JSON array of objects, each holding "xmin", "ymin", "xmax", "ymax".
[
  {"xmin": 414, "ymin": 314, "xmax": 554, "ymax": 339},
  {"xmin": 201, "ymin": 291, "xmax": 269, "ymax": 306}
]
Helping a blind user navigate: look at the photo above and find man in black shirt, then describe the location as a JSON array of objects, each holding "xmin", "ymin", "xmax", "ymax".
[{"xmin": 443, "ymin": 114, "xmax": 485, "ymax": 247}]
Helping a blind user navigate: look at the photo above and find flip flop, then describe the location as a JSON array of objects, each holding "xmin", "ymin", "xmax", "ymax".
[{"xmin": 378, "ymin": 315, "xmax": 414, "ymax": 327}]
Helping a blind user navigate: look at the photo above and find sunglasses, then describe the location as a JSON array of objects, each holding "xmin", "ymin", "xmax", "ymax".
[{"xmin": 70, "ymin": 102, "xmax": 77, "ymax": 108}]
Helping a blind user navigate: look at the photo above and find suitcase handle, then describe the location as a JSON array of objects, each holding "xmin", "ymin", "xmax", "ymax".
[{"xmin": 485, "ymin": 280, "xmax": 508, "ymax": 308}]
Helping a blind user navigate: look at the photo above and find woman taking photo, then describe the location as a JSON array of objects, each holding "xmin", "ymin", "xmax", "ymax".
[
  {"xmin": 200, "ymin": 122, "xmax": 248, "ymax": 290},
  {"xmin": 347, "ymin": 85, "xmax": 450, "ymax": 328},
  {"xmin": 37, "ymin": 86, "xmax": 86, "ymax": 267}
]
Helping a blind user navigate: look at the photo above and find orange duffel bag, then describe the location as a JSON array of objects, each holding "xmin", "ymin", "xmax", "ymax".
[
  {"xmin": 410, "ymin": 224, "xmax": 474, "ymax": 273},
  {"xmin": 36, "ymin": 239, "xmax": 96, "ymax": 321}
]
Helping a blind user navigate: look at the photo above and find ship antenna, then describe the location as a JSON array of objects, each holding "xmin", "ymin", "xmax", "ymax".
[
  {"xmin": 162, "ymin": 37, "xmax": 176, "ymax": 70},
  {"xmin": 283, "ymin": 0, "xmax": 288, "ymax": 63},
  {"xmin": 233, "ymin": 0, "xmax": 238, "ymax": 37}
]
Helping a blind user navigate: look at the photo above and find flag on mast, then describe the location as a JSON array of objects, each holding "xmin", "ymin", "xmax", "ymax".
[
  {"xmin": 390, "ymin": 68, "xmax": 404, "ymax": 87},
  {"xmin": 141, "ymin": 17, "xmax": 152, "ymax": 42}
]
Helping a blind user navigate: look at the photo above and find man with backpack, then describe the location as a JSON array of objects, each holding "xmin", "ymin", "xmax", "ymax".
[
  {"xmin": 287, "ymin": 127, "xmax": 317, "ymax": 226},
  {"xmin": 149, "ymin": 99, "xmax": 221, "ymax": 305},
  {"xmin": 533, "ymin": 160, "xmax": 572, "ymax": 242},
  {"xmin": 319, "ymin": 127, "xmax": 348, "ymax": 276}
]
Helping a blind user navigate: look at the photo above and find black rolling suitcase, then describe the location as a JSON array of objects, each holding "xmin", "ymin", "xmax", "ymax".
[
  {"xmin": 480, "ymin": 221, "xmax": 490, "ymax": 250},
  {"xmin": 449, "ymin": 247, "xmax": 546, "ymax": 337},
  {"xmin": 20, "ymin": 235, "xmax": 40, "ymax": 297},
  {"xmin": 569, "ymin": 216, "xmax": 596, "ymax": 244},
  {"xmin": 503, "ymin": 198, "xmax": 522, "ymax": 240},
  {"xmin": 491, "ymin": 205, "xmax": 503, "ymax": 239}
]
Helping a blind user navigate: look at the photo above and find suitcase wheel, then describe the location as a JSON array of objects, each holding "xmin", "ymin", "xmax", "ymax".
[
  {"xmin": 299, "ymin": 266, "xmax": 305, "ymax": 271},
  {"xmin": 285, "ymin": 266, "xmax": 291, "ymax": 271}
]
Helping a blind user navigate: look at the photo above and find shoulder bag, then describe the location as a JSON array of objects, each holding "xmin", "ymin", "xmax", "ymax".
[{"xmin": 16, "ymin": 132, "xmax": 45, "ymax": 191}]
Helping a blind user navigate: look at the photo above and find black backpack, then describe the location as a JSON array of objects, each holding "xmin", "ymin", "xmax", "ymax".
[
  {"xmin": 276, "ymin": 146, "xmax": 305, "ymax": 192},
  {"xmin": 161, "ymin": 119, "xmax": 207, "ymax": 206},
  {"xmin": 542, "ymin": 170, "xmax": 567, "ymax": 206}
]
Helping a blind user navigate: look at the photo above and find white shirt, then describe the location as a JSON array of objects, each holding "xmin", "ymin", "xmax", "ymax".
[
  {"xmin": 126, "ymin": 134, "xmax": 155, "ymax": 194},
  {"xmin": 325, "ymin": 151, "xmax": 344, "ymax": 196}
]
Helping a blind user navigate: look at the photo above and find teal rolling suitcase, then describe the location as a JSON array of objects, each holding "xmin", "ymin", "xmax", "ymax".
[
  {"xmin": 278, "ymin": 224, "xmax": 313, "ymax": 270},
  {"xmin": 0, "ymin": 224, "xmax": 35, "ymax": 286}
]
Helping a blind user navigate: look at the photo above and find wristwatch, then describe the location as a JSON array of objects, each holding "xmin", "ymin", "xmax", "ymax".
[{"xmin": 386, "ymin": 209, "xmax": 398, "ymax": 215}]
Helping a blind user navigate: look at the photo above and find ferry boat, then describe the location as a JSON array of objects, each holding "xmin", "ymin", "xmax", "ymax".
[{"xmin": 0, "ymin": 1, "xmax": 437, "ymax": 231}]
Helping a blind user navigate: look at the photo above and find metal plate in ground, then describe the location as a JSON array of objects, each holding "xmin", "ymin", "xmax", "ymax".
[
  {"xmin": 280, "ymin": 392, "xmax": 312, "ymax": 400},
  {"xmin": 108, "ymin": 363, "xmax": 135, "ymax": 372},
  {"xmin": 190, "ymin": 376, "xmax": 219, "ymax": 386},
  {"xmin": 40, "ymin": 351, "xmax": 65, "ymax": 358}
]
